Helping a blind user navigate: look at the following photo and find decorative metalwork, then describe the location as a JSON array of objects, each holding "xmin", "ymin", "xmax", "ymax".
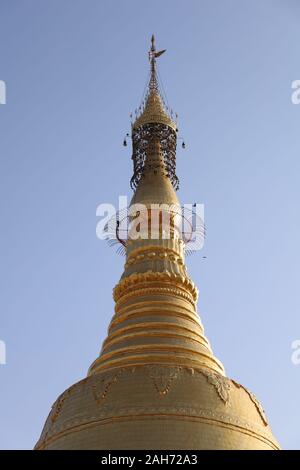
[
  {"xmin": 129, "ymin": 35, "xmax": 179, "ymax": 190},
  {"xmin": 131, "ymin": 122, "xmax": 178, "ymax": 190},
  {"xmin": 103, "ymin": 205, "xmax": 205, "ymax": 256}
]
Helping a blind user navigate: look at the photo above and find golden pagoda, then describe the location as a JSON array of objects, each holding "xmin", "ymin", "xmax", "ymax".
[{"xmin": 35, "ymin": 36, "xmax": 280, "ymax": 450}]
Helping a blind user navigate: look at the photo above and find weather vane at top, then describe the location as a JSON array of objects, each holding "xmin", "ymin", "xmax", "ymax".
[
  {"xmin": 148, "ymin": 34, "xmax": 166, "ymax": 63},
  {"xmin": 148, "ymin": 35, "xmax": 166, "ymax": 93}
]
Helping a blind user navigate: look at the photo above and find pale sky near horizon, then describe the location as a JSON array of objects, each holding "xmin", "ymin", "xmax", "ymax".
[{"xmin": 1, "ymin": 0, "xmax": 300, "ymax": 449}]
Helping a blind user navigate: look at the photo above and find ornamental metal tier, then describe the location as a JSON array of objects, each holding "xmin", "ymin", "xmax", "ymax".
[{"xmin": 130, "ymin": 35, "xmax": 179, "ymax": 191}]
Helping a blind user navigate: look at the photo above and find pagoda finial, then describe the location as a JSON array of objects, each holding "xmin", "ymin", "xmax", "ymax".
[
  {"xmin": 130, "ymin": 36, "xmax": 178, "ymax": 190},
  {"xmin": 148, "ymin": 35, "xmax": 166, "ymax": 92}
]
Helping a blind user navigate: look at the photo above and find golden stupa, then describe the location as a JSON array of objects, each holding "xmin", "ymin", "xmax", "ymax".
[{"xmin": 35, "ymin": 37, "xmax": 279, "ymax": 450}]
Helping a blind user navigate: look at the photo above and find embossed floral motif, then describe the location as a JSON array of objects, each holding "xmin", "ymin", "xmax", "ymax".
[
  {"xmin": 247, "ymin": 390, "xmax": 268, "ymax": 426},
  {"xmin": 231, "ymin": 380, "xmax": 268, "ymax": 426},
  {"xmin": 92, "ymin": 369, "xmax": 124, "ymax": 404},
  {"xmin": 113, "ymin": 271, "xmax": 198, "ymax": 303},
  {"xmin": 125, "ymin": 249, "xmax": 184, "ymax": 270},
  {"xmin": 148, "ymin": 365, "xmax": 181, "ymax": 395},
  {"xmin": 50, "ymin": 380, "xmax": 85, "ymax": 424},
  {"xmin": 51, "ymin": 392, "xmax": 69, "ymax": 424},
  {"xmin": 202, "ymin": 370, "xmax": 231, "ymax": 404}
]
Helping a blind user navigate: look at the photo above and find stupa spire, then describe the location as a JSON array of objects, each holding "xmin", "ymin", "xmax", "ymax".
[{"xmin": 88, "ymin": 36, "xmax": 225, "ymax": 377}]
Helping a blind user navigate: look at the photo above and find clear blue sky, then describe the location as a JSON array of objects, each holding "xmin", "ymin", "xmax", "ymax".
[{"xmin": 0, "ymin": 0, "xmax": 299, "ymax": 449}]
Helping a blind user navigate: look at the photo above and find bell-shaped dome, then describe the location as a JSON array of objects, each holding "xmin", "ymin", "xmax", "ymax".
[{"xmin": 35, "ymin": 365, "xmax": 279, "ymax": 450}]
